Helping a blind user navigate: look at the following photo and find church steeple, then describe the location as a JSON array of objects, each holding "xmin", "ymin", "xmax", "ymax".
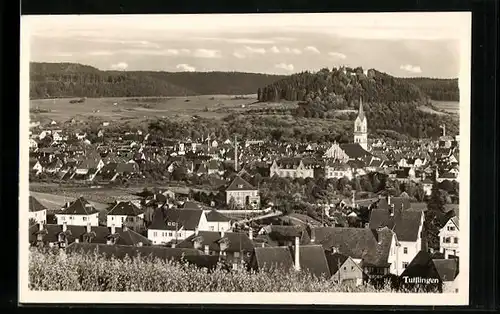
[
  {"xmin": 357, "ymin": 96, "xmax": 365, "ymax": 121},
  {"xmin": 354, "ymin": 96, "xmax": 368, "ymax": 151}
]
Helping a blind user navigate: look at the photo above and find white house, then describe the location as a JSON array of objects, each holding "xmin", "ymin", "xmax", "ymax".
[
  {"xmin": 270, "ymin": 158, "xmax": 315, "ymax": 179},
  {"xmin": 205, "ymin": 210, "xmax": 232, "ymax": 232},
  {"xmin": 55, "ymin": 197, "xmax": 99, "ymax": 226},
  {"xmin": 324, "ymin": 161, "xmax": 353, "ymax": 180},
  {"xmin": 147, "ymin": 209, "xmax": 209, "ymax": 245},
  {"xmin": 107, "ymin": 201, "xmax": 145, "ymax": 231},
  {"xmin": 439, "ymin": 216, "xmax": 459, "ymax": 257},
  {"xmin": 368, "ymin": 197, "xmax": 425, "ymax": 276},
  {"xmin": 225, "ymin": 175, "xmax": 260, "ymax": 209},
  {"xmin": 28, "ymin": 196, "xmax": 47, "ymax": 224}
]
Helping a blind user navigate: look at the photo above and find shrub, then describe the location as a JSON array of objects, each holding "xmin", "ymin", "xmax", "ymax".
[{"xmin": 28, "ymin": 249, "xmax": 438, "ymax": 293}]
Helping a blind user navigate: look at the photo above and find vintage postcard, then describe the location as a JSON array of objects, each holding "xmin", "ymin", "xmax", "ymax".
[{"xmin": 19, "ymin": 12, "xmax": 471, "ymax": 305}]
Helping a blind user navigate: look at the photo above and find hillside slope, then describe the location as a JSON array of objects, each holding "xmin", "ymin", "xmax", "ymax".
[
  {"xmin": 29, "ymin": 62, "xmax": 285, "ymax": 99},
  {"xmin": 257, "ymin": 66, "xmax": 459, "ymax": 138}
]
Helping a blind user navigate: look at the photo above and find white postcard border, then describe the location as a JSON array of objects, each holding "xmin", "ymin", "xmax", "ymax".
[{"xmin": 19, "ymin": 12, "xmax": 472, "ymax": 305}]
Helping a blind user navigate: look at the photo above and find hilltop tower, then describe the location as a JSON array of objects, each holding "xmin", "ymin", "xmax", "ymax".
[{"xmin": 354, "ymin": 97, "xmax": 368, "ymax": 150}]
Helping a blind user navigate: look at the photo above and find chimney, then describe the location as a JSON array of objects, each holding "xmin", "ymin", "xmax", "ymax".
[
  {"xmin": 204, "ymin": 244, "xmax": 209, "ymax": 255},
  {"xmin": 74, "ymin": 238, "xmax": 79, "ymax": 243},
  {"xmin": 234, "ymin": 136, "xmax": 238, "ymax": 172},
  {"xmin": 38, "ymin": 222, "xmax": 44, "ymax": 231},
  {"xmin": 390, "ymin": 204, "xmax": 395, "ymax": 217},
  {"xmin": 171, "ymin": 243, "xmax": 176, "ymax": 248},
  {"xmin": 248, "ymin": 228, "xmax": 253, "ymax": 240},
  {"xmin": 261, "ymin": 242, "xmax": 265, "ymax": 248},
  {"xmin": 444, "ymin": 249, "xmax": 450, "ymax": 259},
  {"xmin": 137, "ymin": 242, "xmax": 143, "ymax": 247},
  {"xmin": 111, "ymin": 224, "xmax": 116, "ymax": 234},
  {"xmin": 387, "ymin": 195, "xmax": 391, "ymax": 205},
  {"xmin": 195, "ymin": 227, "xmax": 199, "ymax": 236},
  {"xmin": 310, "ymin": 227, "xmax": 316, "ymax": 243},
  {"xmin": 221, "ymin": 230, "xmax": 225, "ymax": 238},
  {"xmin": 86, "ymin": 223, "xmax": 91, "ymax": 234},
  {"xmin": 62, "ymin": 222, "xmax": 67, "ymax": 232},
  {"xmin": 294, "ymin": 236, "xmax": 300, "ymax": 271},
  {"xmin": 123, "ymin": 225, "xmax": 128, "ymax": 232}
]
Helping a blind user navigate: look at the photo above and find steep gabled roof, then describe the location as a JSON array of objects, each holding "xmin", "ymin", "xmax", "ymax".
[
  {"xmin": 178, "ymin": 231, "xmax": 254, "ymax": 253},
  {"xmin": 368, "ymin": 206, "xmax": 423, "ymax": 242},
  {"xmin": 290, "ymin": 245, "xmax": 331, "ymax": 278},
  {"xmin": 315, "ymin": 227, "xmax": 394, "ymax": 268},
  {"xmin": 433, "ymin": 259, "xmax": 458, "ymax": 282},
  {"xmin": 325, "ymin": 252, "xmax": 350, "ymax": 275},
  {"xmin": 253, "ymin": 246, "xmax": 294, "ymax": 271},
  {"xmin": 339, "ymin": 143, "xmax": 372, "ymax": 159},
  {"xmin": 163, "ymin": 209, "xmax": 204, "ymax": 231},
  {"xmin": 107, "ymin": 201, "xmax": 143, "ymax": 216},
  {"xmin": 226, "ymin": 175, "xmax": 256, "ymax": 191},
  {"xmin": 29, "ymin": 196, "xmax": 47, "ymax": 212},
  {"xmin": 205, "ymin": 210, "xmax": 231, "ymax": 222},
  {"xmin": 58, "ymin": 197, "xmax": 99, "ymax": 215}
]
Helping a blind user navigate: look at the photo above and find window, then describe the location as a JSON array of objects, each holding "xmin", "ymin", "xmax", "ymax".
[
  {"xmin": 209, "ymin": 226, "xmax": 214, "ymax": 231},
  {"xmin": 234, "ymin": 252, "xmax": 240, "ymax": 258},
  {"xmin": 61, "ymin": 216, "xmax": 66, "ymax": 221},
  {"xmin": 351, "ymin": 266, "xmax": 354, "ymax": 270},
  {"xmin": 403, "ymin": 247, "xmax": 408, "ymax": 254},
  {"xmin": 153, "ymin": 232, "xmax": 158, "ymax": 237},
  {"xmin": 121, "ymin": 217, "xmax": 125, "ymax": 222},
  {"xmin": 70, "ymin": 216, "xmax": 73, "ymax": 220},
  {"xmin": 168, "ymin": 232, "xmax": 173, "ymax": 237},
  {"xmin": 111, "ymin": 216, "xmax": 114, "ymax": 220},
  {"xmin": 444, "ymin": 237, "xmax": 451, "ymax": 243},
  {"xmin": 454, "ymin": 237, "xmax": 458, "ymax": 244},
  {"xmin": 82, "ymin": 217, "xmax": 87, "ymax": 221},
  {"xmin": 448, "ymin": 226, "xmax": 455, "ymax": 231},
  {"xmin": 343, "ymin": 266, "xmax": 347, "ymax": 271},
  {"xmin": 402, "ymin": 262, "xmax": 409, "ymax": 269}
]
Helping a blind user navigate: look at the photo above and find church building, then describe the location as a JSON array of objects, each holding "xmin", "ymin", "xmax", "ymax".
[{"xmin": 323, "ymin": 97, "xmax": 372, "ymax": 161}]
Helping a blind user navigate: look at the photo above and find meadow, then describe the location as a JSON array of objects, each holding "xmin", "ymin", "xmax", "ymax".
[
  {"xmin": 29, "ymin": 248, "xmax": 429, "ymax": 293},
  {"xmin": 30, "ymin": 94, "xmax": 264, "ymax": 123}
]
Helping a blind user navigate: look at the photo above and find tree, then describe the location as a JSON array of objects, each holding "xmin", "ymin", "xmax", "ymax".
[
  {"xmin": 424, "ymin": 180, "xmax": 447, "ymax": 250},
  {"xmin": 172, "ymin": 166, "xmax": 188, "ymax": 181},
  {"xmin": 228, "ymin": 196, "xmax": 237, "ymax": 210},
  {"xmin": 29, "ymin": 218, "xmax": 37, "ymax": 227}
]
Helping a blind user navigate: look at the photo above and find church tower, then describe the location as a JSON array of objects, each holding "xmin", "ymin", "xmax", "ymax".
[{"xmin": 354, "ymin": 97, "xmax": 368, "ymax": 150}]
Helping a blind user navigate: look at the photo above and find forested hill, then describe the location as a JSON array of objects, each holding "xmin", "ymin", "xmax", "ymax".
[
  {"xmin": 257, "ymin": 66, "xmax": 459, "ymax": 138},
  {"xmin": 402, "ymin": 77, "xmax": 459, "ymax": 101},
  {"xmin": 29, "ymin": 62, "xmax": 286, "ymax": 99}
]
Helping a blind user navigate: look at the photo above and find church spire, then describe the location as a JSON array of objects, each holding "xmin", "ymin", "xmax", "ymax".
[{"xmin": 357, "ymin": 96, "xmax": 365, "ymax": 121}]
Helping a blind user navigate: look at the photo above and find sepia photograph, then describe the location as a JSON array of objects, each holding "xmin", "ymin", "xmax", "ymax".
[{"xmin": 19, "ymin": 12, "xmax": 471, "ymax": 305}]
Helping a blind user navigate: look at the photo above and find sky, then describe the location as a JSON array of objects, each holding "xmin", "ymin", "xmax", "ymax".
[{"xmin": 24, "ymin": 13, "xmax": 468, "ymax": 78}]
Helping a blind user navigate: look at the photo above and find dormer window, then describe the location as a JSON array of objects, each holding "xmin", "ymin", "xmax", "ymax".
[{"xmin": 237, "ymin": 184, "xmax": 243, "ymax": 188}]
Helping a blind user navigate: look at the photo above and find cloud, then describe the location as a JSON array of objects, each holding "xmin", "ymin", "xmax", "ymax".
[
  {"xmin": 110, "ymin": 62, "xmax": 128, "ymax": 70},
  {"xmin": 233, "ymin": 52, "xmax": 246, "ymax": 59},
  {"xmin": 244, "ymin": 46, "xmax": 266, "ymax": 54},
  {"xmin": 176, "ymin": 63, "xmax": 196, "ymax": 72},
  {"xmin": 304, "ymin": 46, "xmax": 320, "ymax": 54},
  {"xmin": 400, "ymin": 64, "xmax": 422, "ymax": 73},
  {"xmin": 269, "ymin": 46, "xmax": 280, "ymax": 53},
  {"xmin": 89, "ymin": 50, "xmax": 114, "ymax": 56},
  {"xmin": 275, "ymin": 63, "xmax": 294, "ymax": 72},
  {"xmin": 193, "ymin": 49, "xmax": 221, "ymax": 58},
  {"xmin": 328, "ymin": 52, "xmax": 347, "ymax": 59},
  {"xmin": 272, "ymin": 47, "xmax": 302, "ymax": 55}
]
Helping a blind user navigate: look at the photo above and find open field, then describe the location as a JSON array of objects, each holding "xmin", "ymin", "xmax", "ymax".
[
  {"xmin": 431, "ymin": 101, "xmax": 460, "ymax": 114},
  {"xmin": 30, "ymin": 94, "xmax": 261, "ymax": 123},
  {"xmin": 30, "ymin": 191, "xmax": 109, "ymax": 211}
]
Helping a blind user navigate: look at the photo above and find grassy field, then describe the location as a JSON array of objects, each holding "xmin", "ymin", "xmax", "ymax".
[
  {"xmin": 30, "ymin": 94, "xmax": 262, "ymax": 123},
  {"xmin": 431, "ymin": 101, "xmax": 460, "ymax": 114},
  {"xmin": 30, "ymin": 191, "xmax": 110, "ymax": 211}
]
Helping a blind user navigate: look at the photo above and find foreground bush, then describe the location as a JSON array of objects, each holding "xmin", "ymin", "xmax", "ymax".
[{"xmin": 28, "ymin": 249, "xmax": 432, "ymax": 293}]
